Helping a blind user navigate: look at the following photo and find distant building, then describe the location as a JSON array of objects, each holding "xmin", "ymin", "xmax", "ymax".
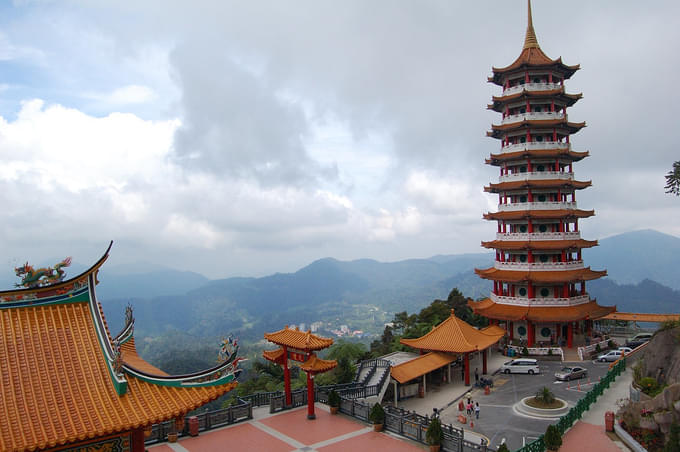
[{"xmin": 469, "ymin": 1, "xmax": 614, "ymax": 348}]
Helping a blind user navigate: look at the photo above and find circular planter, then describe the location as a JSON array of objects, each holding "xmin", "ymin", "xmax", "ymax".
[{"xmin": 514, "ymin": 397, "xmax": 570, "ymax": 419}]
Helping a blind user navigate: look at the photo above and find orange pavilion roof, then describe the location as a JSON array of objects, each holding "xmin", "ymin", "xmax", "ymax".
[
  {"xmin": 264, "ymin": 326, "xmax": 334, "ymax": 351},
  {"xmin": 481, "ymin": 239, "xmax": 598, "ymax": 250},
  {"xmin": 602, "ymin": 312, "xmax": 680, "ymax": 323},
  {"xmin": 299, "ymin": 355, "xmax": 338, "ymax": 374},
  {"xmin": 488, "ymin": 90, "xmax": 582, "ymax": 111},
  {"xmin": 400, "ymin": 310, "xmax": 505, "ymax": 353},
  {"xmin": 469, "ymin": 298, "xmax": 615, "ymax": 322},
  {"xmin": 0, "ymin": 301, "xmax": 236, "ymax": 452},
  {"xmin": 475, "ymin": 266, "xmax": 607, "ymax": 283},
  {"xmin": 390, "ymin": 352, "xmax": 455, "ymax": 384},
  {"xmin": 485, "ymin": 179, "xmax": 591, "ymax": 192},
  {"xmin": 484, "ymin": 209, "xmax": 595, "ymax": 221},
  {"xmin": 487, "ymin": 120, "xmax": 586, "ymax": 139},
  {"xmin": 486, "ymin": 149, "xmax": 590, "ymax": 165},
  {"xmin": 262, "ymin": 346, "xmax": 286, "ymax": 364}
]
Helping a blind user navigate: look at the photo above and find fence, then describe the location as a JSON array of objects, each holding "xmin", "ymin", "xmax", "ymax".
[
  {"xmin": 577, "ymin": 338, "xmax": 611, "ymax": 360},
  {"xmin": 514, "ymin": 358, "xmax": 627, "ymax": 452}
]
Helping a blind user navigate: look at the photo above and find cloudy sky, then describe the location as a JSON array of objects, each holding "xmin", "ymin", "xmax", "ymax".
[{"xmin": 0, "ymin": 1, "xmax": 678, "ymax": 279}]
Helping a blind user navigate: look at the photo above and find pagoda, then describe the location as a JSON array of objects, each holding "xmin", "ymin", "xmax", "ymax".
[
  {"xmin": 0, "ymin": 242, "xmax": 241, "ymax": 452},
  {"xmin": 469, "ymin": 1, "xmax": 615, "ymax": 349}
]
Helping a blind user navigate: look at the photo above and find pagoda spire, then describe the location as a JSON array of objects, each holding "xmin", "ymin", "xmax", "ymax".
[{"xmin": 523, "ymin": 0, "xmax": 540, "ymax": 49}]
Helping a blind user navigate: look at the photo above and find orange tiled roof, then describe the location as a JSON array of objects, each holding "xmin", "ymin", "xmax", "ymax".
[
  {"xmin": 484, "ymin": 209, "xmax": 595, "ymax": 221},
  {"xmin": 485, "ymin": 179, "xmax": 591, "ymax": 192},
  {"xmin": 488, "ymin": 90, "xmax": 582, "ymax": 111},
  {"xmin": 469, "ymin": 298, "xmax": 615, "ymax": 322},
  {"xmin": 264, "ymin": 326, "xmax": 334, "ymax": 351},
  {"xmin": 487, "ymin": 121, "xmax": 586, "ymax": 139},
  {"xmin": 475, "ymin": 266, "xmax": 607, "ymax": 283},
  {"xmin": 481, "ymin": 239, "xmax": 598, "ymax": 250},
  {"xmin": 486, "ymin": 149, "xmax": 589, "ymax": 165},
  {"xmin": 603, "ymin": 312, "xmax": 680, "ymax": 323},
  {"xmin": 400, "ymin": 310, "xmax": 505, "ymax": 353},
  {"xmin": 390, "ymin": 352, "xmax": 455, "ymax": 384},
  {"xmin": 262, "ymin": 346, "xmax": 286, "ymax": 364},
  {"xmin": 0, "ymin": 301, "xmax": 236, "ymax": 452},
  {"xmin": 299, "ymin": 355, "xmax": 338, "ymax": 374}
]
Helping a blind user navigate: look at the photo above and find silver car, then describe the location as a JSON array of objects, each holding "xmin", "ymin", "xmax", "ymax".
[
  {"xmin": 554, "ymin": 366, "xmax": 587, "ymax": 381},
  {"xmin": 597, "ymin": 350, "xmax": 623, "ymax": 362}
]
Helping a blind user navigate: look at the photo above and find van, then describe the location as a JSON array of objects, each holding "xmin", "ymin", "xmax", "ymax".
[{"xmin": 500, "ymin": 358, "xmax": 540, "ymax": 375}]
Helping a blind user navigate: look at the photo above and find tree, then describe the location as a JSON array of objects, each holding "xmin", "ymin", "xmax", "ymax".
[
  {"xmin": 544, "ymin": 424, "xmax": 562, "ymax": 451},
  {"xmin": 335, "ymin": 357, "xmax": 356, "ymax": 383},
  {"xmin": 665, "ymin": 161, "xmax": 680, "ymax": 196}
]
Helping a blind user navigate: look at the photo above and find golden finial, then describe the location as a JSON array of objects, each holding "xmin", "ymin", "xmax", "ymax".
[{"xmin": 523, "ymin": 0, "xmax": 540, "ymax": 49}]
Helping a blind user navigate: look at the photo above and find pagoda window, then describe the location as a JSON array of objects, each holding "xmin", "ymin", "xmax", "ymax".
[
  {"xmin": 518, "ymin": 287, "xmax": 527, "ymax": 297},
  {"xmin": 520, "ymin": 165, "xmax": 527, "ymax": 173},
  {"xmin": 519, "ymin": 224, "xmax": 527, "ymax": 233},
  {"xmin": 540, "ymin": 288, "xmax": 550, "ymax": 297},
  {"xmin": 539, "ymin": 255, "xmax": 549, "ymax": 263},
  {"xmin": 533, "ymin": 77, "xmax": 541, "ymax": 83},
  {"xmin": 519, "ymin": 254, "xmax": 527, "ymax": 263},
  {"xmin": 520, "ymin": 107, "xmax": 526, "ymax": 114},
  {"xmin": 519, "ymin": 195, "xmax": 527, "ymax": 203},
  {"xmin": 536, "ymin": 164, "xmax": 545, "ymax": 171},
  {"xmin": 537, "ymin": 194, "xmax": 546, "ymax": 202},
  {"xmin": 520, "ymin": 136, "xmax": 526, "ymax": 143},
  {"xmin": 534, "ymin": 106, "xmax": 541, "ymax": 113},
  {"xmin": 536, "ymin": 135, "xmax": 543, "ymax": 142},
  {"xmin": 538, "ymin": 224, "xmax": 548, "ymax": 233}
]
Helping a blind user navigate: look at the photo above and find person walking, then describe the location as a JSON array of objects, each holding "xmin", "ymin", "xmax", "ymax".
[
  {"xmin": 475, "ymin": 367, "xmax": 479, "ymax": 384},
  {"xmin": 475, "ymin": 402, "xmax": 480, "ymax": 419}
]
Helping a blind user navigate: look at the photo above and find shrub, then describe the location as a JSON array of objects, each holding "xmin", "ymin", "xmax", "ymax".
[
  {"xmin": 665, "ymin": 422, "xmax": 680, "ymax": 452},
  {"xmin": 640, "ymin": 377, "xmax": 660, "ymax": 396},
  {"xmin": 425, "ymin": 416, "xmax": 443, "ymax": 446},
  {"xmin": 595, "ymin": 344, "xmax": 601, "ymax": 353},
  {"xmin": 522, "ymin": 346, "xmax": 529, "ymax": 356},
  {"xmin": 369, "ymin": 403, "xmax": 385, "ymax": 425},
  {"xmin": 327, "ymin": 390, "xmax": 340, "ymax": 408},
  {"xmin": 608, "ymin": 339, "xmax": 616, "ymax": 349},
  {"xmin": 633, "ymin": 359, "xmax": 644, "ymax": 385},
  {"xmin": 497, "ymin": 443, "xmax": 510, "ymax": 452},
  {"xmin": 535, "ymin": 387, "xmax": 556, "ymax": 404},
  {"xmin": 547, "ymin": 348, "xmax": 553, "ymax": 356},
  {"xmin": 544, "ymin": 424, "xmax": 562, "ymax": 450}
]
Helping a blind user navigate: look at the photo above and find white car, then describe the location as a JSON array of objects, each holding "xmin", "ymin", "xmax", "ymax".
[
  {"xmin": 597, "ymin": 350, "xmax": 623, "ymax": 362},
  {"xmin": 500, "ymin": 358, "xmax": 540, "ymax": 375},
  {"xmin": 617, "ymin": 347, "xmax": 633, "ymax": 354}
]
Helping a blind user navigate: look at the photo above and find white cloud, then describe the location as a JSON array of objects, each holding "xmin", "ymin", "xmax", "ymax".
[{"xmin": 85, "ymin": 84, "xmax": 156, "ymax": 105}]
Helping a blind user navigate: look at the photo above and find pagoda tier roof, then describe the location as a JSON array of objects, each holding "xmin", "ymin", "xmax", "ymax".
[
  {"xmin": 602, "ymin": 312, "xmax": 680, "ymax": 323},
  {"xmin": 486, "ymin": 149, "xmax": 589, "ymax": 165},
  {"xmin": 264, "ymin": 326, "xmax": 334, "ymax": 351},
  {"xmin": 468, "ymin": 298, "xmax": 615, "ymax": 322},
  {"xmin": 481, "ymin": 239, "xmax": 599, "ymax": 250},
  {"xmin": 390, "ymin": 352, "xmax": 456, "ymax": 384},
  {"xmin": 484, "ymin": 209, "xmax": 595, "ymax": 221},
  {"xmin": 488, "ymin": 1, "xmax": 579, "ymax": 86},
  {"xmin": 475, "ymin": 266, "xmax": 607, "ymax": 283},
  {"xmin": 485, "ymin": 179, "xmax": 591, "ymax": 193},
  {"xmin": 262, "ymin": 346, "xmax": 287, "ymax": 364},
  {"xmin": 488, "ymin": 120, "xmax": 586, "ymax": 138},
  {"xmin": 400, "ymin": 310, "xmax": 505, "ymax": 353},
  {"xmin": 299, "ymin": 355, "xmax": 338, "ymax": 374},
  {"xmin": 488, "ymin": 90, "xmax": 582, "ymax": 112}
]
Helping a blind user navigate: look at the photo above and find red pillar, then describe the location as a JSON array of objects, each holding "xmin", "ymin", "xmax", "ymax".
[
  {"xmin": 306, "ymin": 371, "xmax": 316, "ymax": 419},
  {"xmin": 464, "ymin": 352, "xmax": 470, "ymax": 386},
  {"xmin": 283, "ymin": 346, "xmax": 292, "ymax": 406},
  {"xmin": 567, "ymin": 322, "xmax": 574, "ymax": 348},
  {"xmin": 527, "ymin": 321, "xmax": 535, "ymax": 347},
  {"xmin": 482, "ymin": 349, "xmax": 488, "ymax": 375},
  {"xmin": 131, "ymin": 428, "xmax": 145, "ymax": 452},
  {"xmin": 509, "ymin": 321, "xmax": 514, "ymax": 340}
]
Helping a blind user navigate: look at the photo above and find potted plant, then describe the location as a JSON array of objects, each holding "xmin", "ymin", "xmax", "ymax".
[
  {"xmin": 426, "ymin": 416, "xmax": 444, "ymax": 452},
  {"xmin": 497, "ymin": 443, "xmax": 510, "ymax": 452},
  {"xmin": 327, "ymin": 390, "xmax": 341, "ymax": 415},
  {"xmin": 369, "ymin": 403, "xmax": 385, "ymax": 432},
  {"xmin": 544, "ymin": 424, "xmax": 562, "ymax": 451}
]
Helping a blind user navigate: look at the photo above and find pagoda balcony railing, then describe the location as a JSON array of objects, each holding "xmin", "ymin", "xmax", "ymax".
[
  {"xmin": 500, "ymin": 111, "xmax": 565, "ymax": 125},
  {"xmin": 497, "ymin": 201, "xmax": 577, "ymax": 211},
  {"xmin": 494, "ymin": 260, "xmax": 584, "ymax": 271},
  {"xmin": 490, "ymin": 292, "xmax": 591, "ymax": 307},
  {"xmin": 495, "ymin": 231, "xmax": 582, "ymax": 241},
  {"xmin": 499, "ymin": 171, "xmax": 573, "ymax": 183},
  {"xmin": 500, "ymin": 141, "xmax": 570, "ymax": 153},
  {"xmin": 502, "ymin": 82, "xmax": 563, "ymax": 96}
]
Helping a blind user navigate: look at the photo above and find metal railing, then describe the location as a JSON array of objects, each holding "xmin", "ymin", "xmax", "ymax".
[
  {"xmin": 500, "ymin": 141, "xmax": 570, "ymax": 153},
  {"xmin": 493, "ymin": 260, "xmax": 584, "ymax": 271},
  {"xmin": 497, "ymin": 201, "xmax": 577, "ymax": 212},
  {"xmin": 495, "ymin": 232, "xmax": 581, "ymax": 241},
  {"xmin": 499, "ymin": 171, "xmax": 573, "ymax": 183},
  {"xmin": 501, "ymin": 111, "xmax": 564, "ymax": 125},
  {"xmin": 502, "ymin": 83, "xmax": 562, "ymax": 96}
]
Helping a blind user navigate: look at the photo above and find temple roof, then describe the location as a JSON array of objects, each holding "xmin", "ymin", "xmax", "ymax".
[
  {"xmin": 488, "ymin": 90, "xmax": 582, "ymax": 111},
  {"xmin": 469, "ymin": 297, "xmax": 615, "ymax": 322},
  {"xmin": 0, "ymin": 244, "xmax": 239, "ymax": 452},
  {"xmin": 484, "ymin": 209, "xmax": 595, "ymax": 221},
  {"xmin": 475, "ymin": 266, "xmax": 607, "ymax": 283},
  {"xmin": 488, "ymin": 1, "xmax": 579, "ymax": 85},
  {"xmin": 488, "ymin": 120, "xmax": 586, "ymax": 139},
  {"xmin": 390, "ymin": 352, "xmax": 455, "ymax": 384},
  {"xmin": 400, "ymin": 310, "xmax": 505, "ymax": 353},
  {"xmin": 485, "ymin": 179, "xmax": 591, "ymax": 192},
  {"xmin": 264, "ymin": 326, "xmax": 334, "ymax": 351},
  {"xmin": 486, "ymin": 148, "xmax": 589, "ymax": 165},
  {"xmin": 481, "ymin": 239, "xmax": 599, "ymax": 251},
  {"xmin": 262, "ymin": 346, "xmax": 286, "ymax": 364},
  {"xmin": 603, "ymin": 312, "xmax": 680, "ymax": 323},
  {"xmin": 299, "ymin": 355, "xmax": 338, "ymax": 374}
]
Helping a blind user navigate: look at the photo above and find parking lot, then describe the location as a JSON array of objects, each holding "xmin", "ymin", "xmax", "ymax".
[{"xmin": 439, "ymin": 359, "xmax": 614, "ymax": 450}]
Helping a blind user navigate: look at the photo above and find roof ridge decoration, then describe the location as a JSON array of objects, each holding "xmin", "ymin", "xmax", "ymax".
[{"xmin": 523, "ymin": 0, "xmax": 539, "ymax": 50}]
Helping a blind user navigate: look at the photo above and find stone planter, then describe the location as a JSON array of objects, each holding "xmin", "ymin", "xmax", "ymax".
[
  {"xmin": 639, "ymin": 417, "xmax": 658, "ymax": 430},
  {"xmin": 429, "ymin": 445, "xmax": 441, "ymax": 452},
  {"xmin": 330, "ymin": 406, "xmax": 339, "ymax": 415},
  {"xmin": 373, "ymin": 423, "xmax": 383, "ymax": 432},
  {"xmin": 167, "ymin": 432, "xmax": 178, "ymax": 443},
  {"xmin": 653, "ymin": 411, "xmax": 674, "ymax": 425},
  {"xmin": 515, "ymin": 397, "xmax": 569, "ymax": 419}
]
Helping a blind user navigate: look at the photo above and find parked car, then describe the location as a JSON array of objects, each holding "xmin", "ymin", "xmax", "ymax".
[
  {"xmin": 617, "ymin": 347, "xmax": 633, "ymax": 354},
  {"xmin": 554, "ymin": 366, "xmax": 587, "ymax": 381},
  {"xmin": 629, "ymin": 333, "xmax": 653, "ymax": 342},
  {"xmin": 500, "ymin": 358, "xmax": 540, "ymax": 375},
  {"xmin": 597, "ymin": 350, "xmax": 623, "ymax": 362},
  {"xmin": 625, "ymin": 339, "xmax": 650, "ymax": 349}
]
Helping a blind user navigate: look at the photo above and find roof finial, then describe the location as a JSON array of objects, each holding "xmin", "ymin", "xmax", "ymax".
[{"xmin": 523, "ymin": 0, "xmax": 540, "ymax": 49}]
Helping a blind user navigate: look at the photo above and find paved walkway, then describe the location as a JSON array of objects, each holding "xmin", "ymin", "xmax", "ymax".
[
  {"xmin": 149, "ymin": 405, "xmax": 427, "ymax": 452},
  {"xmin": 561, "ymin": 366, "xmax": 633, "ymax": 451}
]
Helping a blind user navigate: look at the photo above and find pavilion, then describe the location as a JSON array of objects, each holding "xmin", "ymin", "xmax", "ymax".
[
  {"xmin": 393, "ymin": 310, "xmax": 505, "ymax": 397},
  {"xmin": 0, "ymin": 242, "xmax": 241, "ymax": 452}
]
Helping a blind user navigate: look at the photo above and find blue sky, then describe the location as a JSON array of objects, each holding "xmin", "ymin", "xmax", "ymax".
[{"xmin": 0, "ymin": 1, "xmax": 678, "ymax": 279}]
